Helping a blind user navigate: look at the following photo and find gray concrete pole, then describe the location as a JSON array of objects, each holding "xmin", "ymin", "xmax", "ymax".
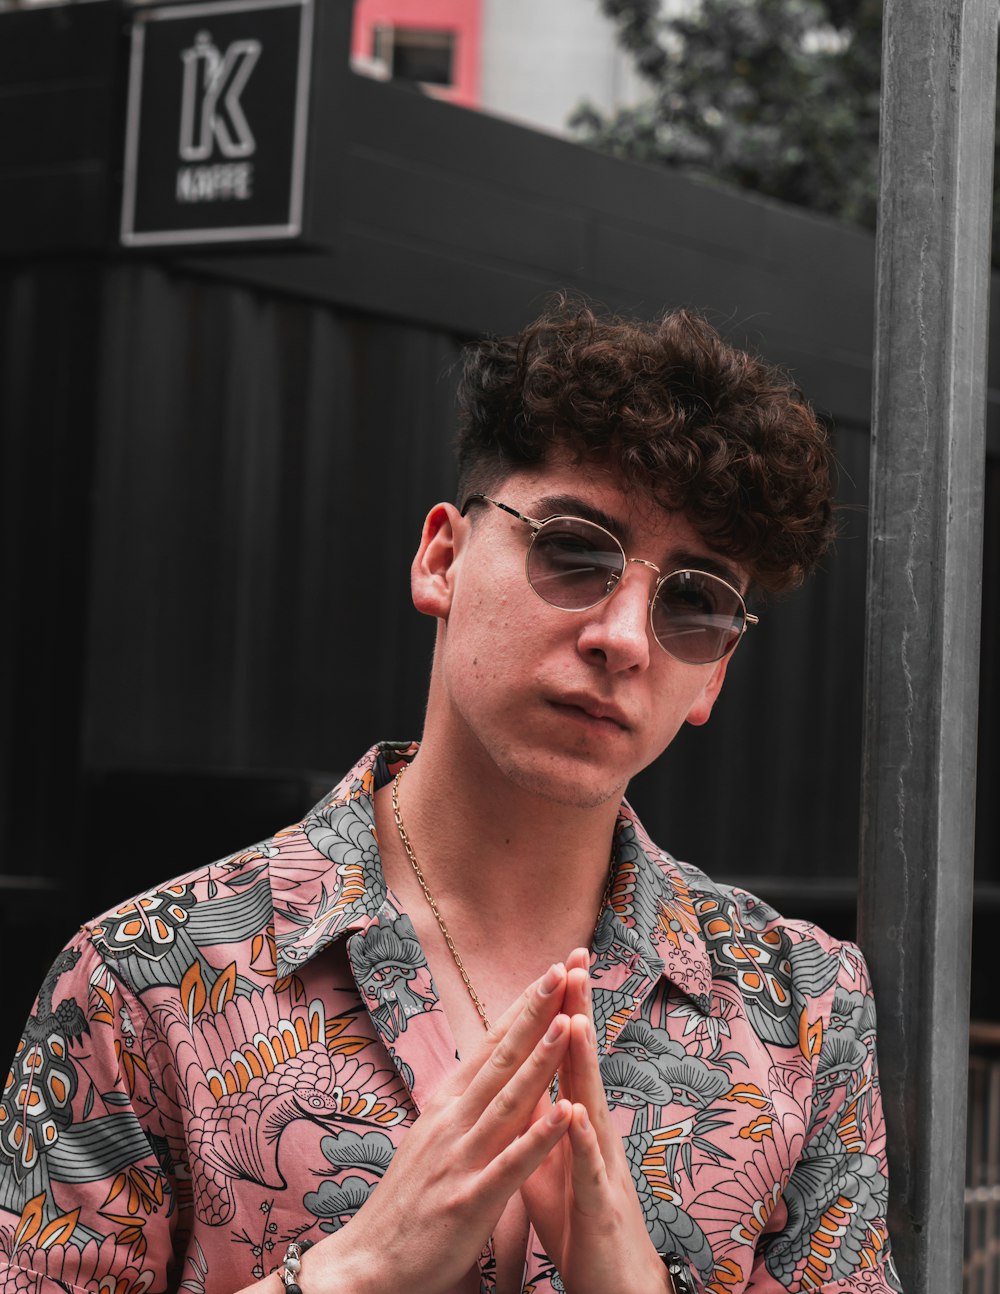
[{"xmin": 858, "ymin": 1, "xmax": 996, "ymax": 1291}]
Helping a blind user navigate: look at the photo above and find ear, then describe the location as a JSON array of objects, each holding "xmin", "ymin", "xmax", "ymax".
[
  {"xmin": 684, "ymin": 654, "xmax": 731, "ymax": 728},
  {"xmin": 411, "ymin": 502, "xmax": 465, "ymax": 620}
]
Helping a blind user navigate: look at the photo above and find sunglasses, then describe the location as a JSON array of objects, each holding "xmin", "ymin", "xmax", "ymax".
[{"xmin": 461, "ymin": 493, "xmax": 758, "ymax": 664}]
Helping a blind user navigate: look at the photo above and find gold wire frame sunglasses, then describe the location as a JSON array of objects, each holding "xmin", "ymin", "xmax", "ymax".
[{"xmin": 461, "ymin": 493, "xmax": 759, "ymax": 664}]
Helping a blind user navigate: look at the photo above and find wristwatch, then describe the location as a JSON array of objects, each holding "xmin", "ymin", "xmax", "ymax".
[{"xmin": 662, "ymin": 1251, "xmax": 696, "ymax": 1294}]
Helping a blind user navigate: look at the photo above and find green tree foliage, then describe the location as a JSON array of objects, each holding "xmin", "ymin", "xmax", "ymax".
[{"xmin": 572, "ymin": 0, "xmax": 883, "ymax": 229}]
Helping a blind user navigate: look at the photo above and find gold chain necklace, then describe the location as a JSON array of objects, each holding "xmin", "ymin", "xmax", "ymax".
[{"xmin": 391, "ymin": 764, "xmax": 614, "ymax": 1033}]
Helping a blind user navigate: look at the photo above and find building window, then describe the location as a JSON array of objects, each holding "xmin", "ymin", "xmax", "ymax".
[{"xmin": 372, "ymin": 26, "xmax": 455, "ymax": 88}]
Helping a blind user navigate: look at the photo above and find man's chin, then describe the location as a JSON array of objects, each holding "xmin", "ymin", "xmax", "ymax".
[{"xmin": 489, "ymin": 747, "xmax": 631, "ymax": 813}]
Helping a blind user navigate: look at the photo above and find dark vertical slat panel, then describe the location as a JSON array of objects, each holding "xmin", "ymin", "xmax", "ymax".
[
  {"xmin": 353, "ymin": 319, "xmax": 459, "ymax": 746},
  {"xmin": 218, "ymin": 290, "xmax": 286, "ymax": 758},
  {"xmin": 84, "ymin": 266, "xmax": 460, "ymax": 779},
  {"xmin": 807, "ymin": 426, "xmax": 871, "ymax": 860},
  {"xmin": 278, "ymin": 305, "xmax": 362, "ymax": 769},
  {"xmin": 0, "ymin": 2, "xmax": 120, "ymax": 253},
  {"xmin": 0, "ymin": 263, "xmax": 104, "ymax": 1069},
  {"xmin": 0, "ymin": 265, "xmax": 101, "ymax": 865}
]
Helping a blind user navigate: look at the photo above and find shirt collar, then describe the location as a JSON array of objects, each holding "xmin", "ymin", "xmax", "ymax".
[{"xmin": 271, "ymin": 742, "xmax": 713, "ymax": 1012}]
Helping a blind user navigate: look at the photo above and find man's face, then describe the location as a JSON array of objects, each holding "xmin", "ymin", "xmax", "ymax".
[{"xmin": 415, "ymin": 457, "xmax": 745, "ymax": 811}]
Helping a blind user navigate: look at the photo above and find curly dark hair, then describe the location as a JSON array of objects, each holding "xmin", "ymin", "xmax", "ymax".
[{"xmin": 455, "ymin": 299, "xmax": 836, "ymax": 593}]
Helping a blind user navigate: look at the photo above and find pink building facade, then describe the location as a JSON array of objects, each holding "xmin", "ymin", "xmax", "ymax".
[{"xmin": 351, "ymin": 0, "xmax": 482, "ymax": 107}]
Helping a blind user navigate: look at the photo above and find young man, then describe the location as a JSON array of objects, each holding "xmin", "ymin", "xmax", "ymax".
[{"xmin": 0, "ymin": 303, "xmax": 899, "ymax": 1294}]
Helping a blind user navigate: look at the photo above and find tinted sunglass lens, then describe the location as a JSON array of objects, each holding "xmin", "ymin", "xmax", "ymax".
[
  {"xmin": 652, "ymin": 570, "xmax": 745, "ymax": 663},
  {"xmin": 527, "ymin": 519, "xmax": 625, "ymax": 609}
]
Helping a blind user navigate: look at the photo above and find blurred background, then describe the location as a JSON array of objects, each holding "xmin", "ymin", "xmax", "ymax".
[{"xmin": 0, "ymin": 0, "xmax": 997, "ymax": 1283}]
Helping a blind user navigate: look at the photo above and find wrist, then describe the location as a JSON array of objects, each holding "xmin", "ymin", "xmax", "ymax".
[{"xmin": 300, "ymin": 1228, "xmax": 389, "ymax": 1294}]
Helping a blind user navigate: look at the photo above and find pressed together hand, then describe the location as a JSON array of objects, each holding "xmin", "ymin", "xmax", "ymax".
[
  {"xmin": 271, "ymin": 956, "xmax": 670, "ymax": 1294},
  {"xmin": 522, "ymin": 950, "xmax": 672, "ymax": 1294}
]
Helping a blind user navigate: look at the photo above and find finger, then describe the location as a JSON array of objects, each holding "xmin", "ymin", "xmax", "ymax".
[
  {"xmin": 473, "ymin": 1014, "xmax": 572, "ymax": 1154},
  {"xmin": 566, "ymin": 1102, "xmax": 612, "ymax": 1215},
  {"xmin": 556, "ymin": 966, "xmax": 591, "ymax": 1104},
  {"xmin": 450, "ymin": 962, "xmax": 566, "ymax": 1101},
  {"xmin": 480, "ymin": 1098, "xmax": 573, "ymax": 1197},
  {"xmin": 565, "ymin": 1015, "xmax": 602, "ymax": 1096},
  {"xmin": 484, "ymin": 962, "xmax": 569, "ymax": 1058},
  {"xmin": 563, "ymin": 966, "xmax": 590, "ymax": 1017},
  {"xmin": 565, "ymin": 945, "xmax": 591, "ymax": 974},
  {"xmin": 460, "ymin": 964, "xmax": 567, "ymax": 1108},
  {"xmin": 490, "ymin": 961, "xmax": 567, "ymax": 1039},
  {"xmin": 563, "ymin": 1015, "xmax": 618, "ymax": 1149},
  {"xmin": 563, "ymin": 947, "xmax": 591, "ymax": 1015}
]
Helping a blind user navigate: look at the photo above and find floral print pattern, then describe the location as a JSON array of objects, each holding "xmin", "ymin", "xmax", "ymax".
[{"xmin": 0, "ymin": 742, "xmax": 900, "ymax": 1293}]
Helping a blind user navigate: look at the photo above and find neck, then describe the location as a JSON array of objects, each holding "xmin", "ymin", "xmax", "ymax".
[{"xmin": 375, "ymin": 730, "xmax": 622, "ymax": 945}]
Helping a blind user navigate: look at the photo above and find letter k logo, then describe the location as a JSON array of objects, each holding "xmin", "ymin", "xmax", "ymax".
[{"xmin": 179, "ymin": 31, "xmax": 261, "ymax": 161}]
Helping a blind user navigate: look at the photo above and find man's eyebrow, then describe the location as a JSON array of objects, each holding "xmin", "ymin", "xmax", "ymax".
[{"xmin": 532, "ymin": 494, "xmax": 628, "ymax": 537}]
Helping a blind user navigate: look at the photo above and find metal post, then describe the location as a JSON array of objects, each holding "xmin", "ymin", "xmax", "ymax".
[{"xmin": 859, "ymin": 2, "xmax": 996, "ymax": 1291}]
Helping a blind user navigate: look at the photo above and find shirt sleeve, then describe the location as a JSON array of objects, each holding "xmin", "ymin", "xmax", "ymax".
[
  {"xmin": 0, "ymin": 932, "xmax": 183, "ymax": 1293},
  {"xmin": 747, "ymin": 942, "xmax": 903, "ymax": 1293}
]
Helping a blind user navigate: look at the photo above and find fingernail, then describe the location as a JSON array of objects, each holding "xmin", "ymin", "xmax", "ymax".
[
  {"xmin": 545, "ymin": 1015, "xmax": 565, "ymax": 1044},
  {"xmin": 547, "ymin": 1100, "xmax": 568, "ymax": 1125},
  {"xmin": 540, "ymin": 963, "xmax": 564, "ymax": 996},
  {"xmin": 578, "ymin": 1105, "xmax": 590, "ymax": 1131}
]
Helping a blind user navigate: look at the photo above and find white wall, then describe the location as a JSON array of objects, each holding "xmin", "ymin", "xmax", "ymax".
[{"xmin": 478, "ymin": 0, "xmax": 650, "ymax": 136}]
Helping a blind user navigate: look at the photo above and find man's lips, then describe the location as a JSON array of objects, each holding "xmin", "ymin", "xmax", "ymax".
[{"xmin": 548, "ymin": 694, "xmax": 632, "ymax": 730}]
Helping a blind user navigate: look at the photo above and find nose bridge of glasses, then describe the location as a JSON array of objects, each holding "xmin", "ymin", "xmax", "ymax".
[
  {"xmin": 626, "ymin": 557, "xmax": 661, "ymax": 576},
  {"xmin": 600, "ymin": 555, "xmax": 663, "ymax": 625},
  {"xmin": 617, "ymin": 556, "xmax": 662, "ymax": 607}
]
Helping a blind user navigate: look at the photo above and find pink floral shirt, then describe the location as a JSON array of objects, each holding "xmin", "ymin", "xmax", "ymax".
[{"xmin": 0, "ymin": 742, "xmax": 900, "ymax": 1293}]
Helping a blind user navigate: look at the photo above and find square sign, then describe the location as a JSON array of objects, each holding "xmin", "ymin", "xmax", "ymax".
[{"xmin": 121, "ymin": 0, "xmax": 313, "ymax": 246}]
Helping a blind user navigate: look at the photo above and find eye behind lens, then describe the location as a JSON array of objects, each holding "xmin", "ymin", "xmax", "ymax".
[
  {"xmin": 652, "ymin": 570, "xmax": 745, "ymax": 664},
  {"xmin": 527, "ymin": 518, "xmax": 625, "ymax": 611}
]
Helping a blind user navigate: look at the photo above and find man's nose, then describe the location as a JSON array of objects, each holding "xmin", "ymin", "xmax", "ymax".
[{"xmin": 576, "ymin": 563, "xmax": 656, "ymax": 671}]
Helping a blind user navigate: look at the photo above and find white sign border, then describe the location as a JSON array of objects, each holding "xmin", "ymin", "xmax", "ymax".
[{"xmin": 120, "ymin": 0, "xmax": 313, "ymax": 247}]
